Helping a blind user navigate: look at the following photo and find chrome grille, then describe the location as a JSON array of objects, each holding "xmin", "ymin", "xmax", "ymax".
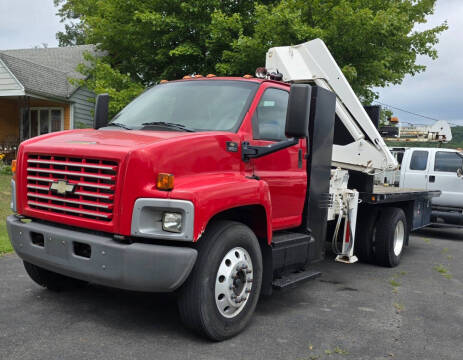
[{"xmin": 26, "ymin": 154, "xmax": 118, "ymax": 222}]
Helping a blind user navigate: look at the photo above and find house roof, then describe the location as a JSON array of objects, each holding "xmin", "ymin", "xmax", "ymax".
[{"xmin": 0, "ymin": 45, "xmax": 99, "ymax": 99}]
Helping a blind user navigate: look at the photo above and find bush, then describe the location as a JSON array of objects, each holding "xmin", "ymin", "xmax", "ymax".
[
  {"xmin": 0, "ymin": 157, "xmax": 12, "ymax": 175},
  {"xmin": 0, "ymin": 166, "xmax": 11, "ymax": 175}
]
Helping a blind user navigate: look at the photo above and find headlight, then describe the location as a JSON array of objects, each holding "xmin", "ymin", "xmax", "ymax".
[{"xmin": 162, "ymin": 212, "xmax": 183, "ymax": 233}]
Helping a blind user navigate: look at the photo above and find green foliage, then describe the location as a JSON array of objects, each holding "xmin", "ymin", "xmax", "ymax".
[
  {"xmin": 56, "ymin": 0, "xmax": 447, "ymax": 108},
  {"xmin": 0, "ymin": 175, "xmax": 13, "ymax": 255},
  {"xmin": 380, "ymin": 108, "xmax": 394, "ymax": 126},
  {"xmin": 0, "ymin": 158, "xmax": 12, "ymax": 176},
  {"xmin": 72, "ymin": 55, "xmax": 145, "ymax": 118}
]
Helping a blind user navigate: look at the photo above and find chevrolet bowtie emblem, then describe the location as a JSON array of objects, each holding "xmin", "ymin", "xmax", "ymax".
[{"xmin": 50, "ymin": 180, "xmax": 76, "ymax": 195}]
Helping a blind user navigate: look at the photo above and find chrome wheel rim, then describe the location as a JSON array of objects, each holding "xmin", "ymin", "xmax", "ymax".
[
  {"xmin": 214, "ymin": 247, "xmax": 253, "ymax": 318},
  {"xmin": 393, "ymin": 220, "xmax": 405, "ymax": 256}
]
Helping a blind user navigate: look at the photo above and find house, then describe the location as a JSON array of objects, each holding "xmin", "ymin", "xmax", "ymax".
[{"xmin": 0, "ymin": 45, "xmax": 99, "ymax": 153}]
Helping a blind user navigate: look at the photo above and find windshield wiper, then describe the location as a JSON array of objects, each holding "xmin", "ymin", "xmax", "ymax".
[
  {"xmin": 141, "ymin": 121, "xmax": 195, "ymax": 132},
  {"xmin": 105, "ymin": 122, "xmax": 132, "ymax": 130}
]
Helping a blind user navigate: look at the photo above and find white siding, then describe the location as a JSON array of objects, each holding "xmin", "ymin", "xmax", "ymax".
[
  {"xmin": 70, "ymin": 86, "xmax": 95, "ymax": 128},
  {"xmin": 0, "ymin": 58, "xmax": 24, "ymax": 95}
]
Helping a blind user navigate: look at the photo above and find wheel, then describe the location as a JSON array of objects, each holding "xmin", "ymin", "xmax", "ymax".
[
  {"xmin": 177, "ymin": 220, "xmax": 263, "ymax": 341},
  {"xmin": 373, "ymin": 208, "xmax": 408, "ymax": 267},
  {"xmin": 354, "ymin": 207, "xmax": 379, "ymax": 263},
  {"xmin": 23, "ymin": 261, "xmax": 86, "ymax": 291}
]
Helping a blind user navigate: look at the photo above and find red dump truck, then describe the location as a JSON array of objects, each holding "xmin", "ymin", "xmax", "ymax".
[{"xmin": 7, "ymin": 39, "xmax": 438, "ymax": 340}]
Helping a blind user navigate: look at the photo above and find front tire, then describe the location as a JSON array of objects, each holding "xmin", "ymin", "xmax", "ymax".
[
  {"xmin": 177, "ymin": 220, "xmax": 263, "ymax": 341},
  {"xmin": 373, "ymin": 208, "xmax": 408, "ymax": 267}
]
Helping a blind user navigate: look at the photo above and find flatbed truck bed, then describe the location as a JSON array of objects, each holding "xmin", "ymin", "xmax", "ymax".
[{"xmin": 360, "ymin": 186, "xmax": 440, "ymax": 204}]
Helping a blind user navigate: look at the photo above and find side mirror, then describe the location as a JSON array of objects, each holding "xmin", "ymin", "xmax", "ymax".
[
  {"xmin": 285, "ymin": 84, "xmax": 312, "ymax": 138},
  {"xmin": 457, "ymin": 167, "xmax": 463, "ymax": 178},
  {"xmin": 93, "ymin": 93, "xmax": 110, "ymax": 129}
]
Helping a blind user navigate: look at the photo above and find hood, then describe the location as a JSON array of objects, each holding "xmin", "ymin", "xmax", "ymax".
[
  {"xmin": 18, "ymin": 128, "xmax": 199, "ymax": 162},
  {"xmin": 22, "ymin": 128, "xmax": 193, "ymax": 152}
]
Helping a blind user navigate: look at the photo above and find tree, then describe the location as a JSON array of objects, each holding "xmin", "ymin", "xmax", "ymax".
[{"xmin": 55, "ymin": 0, "xmax": 447, "ymax": 109}]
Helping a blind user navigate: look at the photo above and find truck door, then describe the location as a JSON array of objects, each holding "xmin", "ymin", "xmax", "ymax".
[
  {"xmin": 427, "ymin": 150, "xmax": 463, "ymax": 208},
  {"xmin": 402, "ymin": 149, "xmax": 430, "ymax": 189},
  {"xmin": 249, "ymin": 85, "xmax": 307, "ymax": 229}
]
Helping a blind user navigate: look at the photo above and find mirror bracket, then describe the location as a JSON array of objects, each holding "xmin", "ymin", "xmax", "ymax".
[{"xmin": 242, "ymin": 138, "xmax": 298, "ymax": 161}]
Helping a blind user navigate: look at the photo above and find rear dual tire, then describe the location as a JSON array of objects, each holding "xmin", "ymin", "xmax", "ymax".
[
  {"xmin": 355, "ymin": 207, "xmax": 408, "ymax": 267},
  {"xmin": 374, "ymin": 207, "xmax": 407, "ymax": 267}
]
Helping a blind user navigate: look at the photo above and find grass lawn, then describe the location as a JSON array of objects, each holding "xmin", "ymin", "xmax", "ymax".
[{"xmin": 0, "ymin": 174, "xmax": 13, "ymax": 255}]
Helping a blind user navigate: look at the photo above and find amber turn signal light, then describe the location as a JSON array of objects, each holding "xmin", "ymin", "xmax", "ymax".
[
  {"xmin": 11, "ymin": 159, "xmax": 17, "ymax": 174},
  {"xmin": 157, "ymin": 173, "xmax": 174, "ymax": 190}
]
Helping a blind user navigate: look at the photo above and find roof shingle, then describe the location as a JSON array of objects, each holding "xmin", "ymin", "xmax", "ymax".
[{"xmin": 0, "ymin": 45, "xmax": 99, "ymax": 99}]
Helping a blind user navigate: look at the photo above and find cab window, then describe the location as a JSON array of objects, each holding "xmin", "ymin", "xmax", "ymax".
[
  {"xmin": 410, "ymin": 150, "xmax": 428, "ymax": 171},
  {"xmin": 253, "ymin": 88, "xmax": 289, "ymax": 141},
  {"xmin": 434, "ymin": 151, "xmax": 463, "ymax": 172}
]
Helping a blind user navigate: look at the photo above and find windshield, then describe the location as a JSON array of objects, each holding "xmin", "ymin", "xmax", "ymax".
[{"xmin": 110, "ymin": 80, "xmax": 258, "ymax": 132}]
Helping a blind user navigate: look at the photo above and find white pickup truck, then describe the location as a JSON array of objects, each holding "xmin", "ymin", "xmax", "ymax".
[{"xmin": 377, "ymin": 147, "xmax": 463, "ymax": 226}]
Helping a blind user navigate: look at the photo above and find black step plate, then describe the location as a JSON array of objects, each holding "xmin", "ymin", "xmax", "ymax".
[{"xmin": 272, "ymin": 270, "xmax": 321, "ymax": 290}]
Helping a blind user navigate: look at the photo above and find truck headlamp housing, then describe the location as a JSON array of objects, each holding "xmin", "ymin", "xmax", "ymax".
[{"xmin": 162, "ymin": 212, "xmax": 183, "ymax": 233}]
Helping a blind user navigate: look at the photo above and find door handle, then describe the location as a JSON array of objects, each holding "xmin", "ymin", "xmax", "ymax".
[{"xmin": 429, "ymin": 175, "xmax": 435, "ymax": 183}]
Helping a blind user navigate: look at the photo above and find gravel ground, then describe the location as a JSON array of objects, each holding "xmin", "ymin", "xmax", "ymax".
[{"xmin": 0, "ymin": 226, "xmax": 462, "ymax": 360}]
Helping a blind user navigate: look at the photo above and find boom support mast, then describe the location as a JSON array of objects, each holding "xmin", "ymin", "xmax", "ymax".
[{"xmin": 266, "ymin": 39, "xmax": 398, "ymax": 174}]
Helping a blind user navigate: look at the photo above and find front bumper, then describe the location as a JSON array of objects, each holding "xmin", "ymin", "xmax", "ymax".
[{"xmin": 7, "ymin": 215, "xmax": 197, "ymax": 292}]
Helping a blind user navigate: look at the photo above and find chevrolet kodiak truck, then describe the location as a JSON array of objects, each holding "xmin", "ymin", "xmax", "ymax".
[{"xmin": 7, "ymin": 39, "xmax": 439, "ymax": 340}]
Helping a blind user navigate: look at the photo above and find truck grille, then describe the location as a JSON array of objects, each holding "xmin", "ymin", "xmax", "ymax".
[{"xmin": 26, "ymin": 154, "xmax": 118, "ymax": 222}]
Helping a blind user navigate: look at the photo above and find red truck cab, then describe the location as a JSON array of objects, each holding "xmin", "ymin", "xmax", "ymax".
[{"xmin": 8, "ymin": 77, "xmax": 322, "ymax": 340}]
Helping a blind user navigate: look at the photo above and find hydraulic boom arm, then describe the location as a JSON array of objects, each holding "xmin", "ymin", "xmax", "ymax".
[{"xmin": 266, "ymin": 39, "xmax": 398, "ymax": 174}]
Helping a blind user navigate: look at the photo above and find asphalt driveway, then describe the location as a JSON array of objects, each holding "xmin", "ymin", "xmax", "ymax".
[{"xmin": 0, "ymin": 227, "xmax": 462, "ymax": 360}]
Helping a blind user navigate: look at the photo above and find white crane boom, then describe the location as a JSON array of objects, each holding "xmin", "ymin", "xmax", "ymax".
[
  {"xmin": 265, "ymin": 39, "xmax": 398, "ymax": 174},
  {"xmin": 382, "ymin": 120, "xmax": 453, "ymax": 143}
]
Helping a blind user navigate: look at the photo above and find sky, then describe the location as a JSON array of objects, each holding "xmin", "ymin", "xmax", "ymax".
[
  {"xmin": 376, "ymin": 0, "xmax": 463, "ymax": 126},
  {"xmin": 0, "ymin": 0, "xmax": 461, "ymax": 126}
]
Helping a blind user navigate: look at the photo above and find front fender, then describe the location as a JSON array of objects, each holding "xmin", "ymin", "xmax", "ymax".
[{"xmin": 169, "ymin": 173, "xmax": 272, "ymax": 243}]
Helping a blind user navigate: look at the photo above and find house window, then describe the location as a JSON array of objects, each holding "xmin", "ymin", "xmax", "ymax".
[{"xmin": 24, "ymin": 108, "xmax": 64, "ymax": 139}]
